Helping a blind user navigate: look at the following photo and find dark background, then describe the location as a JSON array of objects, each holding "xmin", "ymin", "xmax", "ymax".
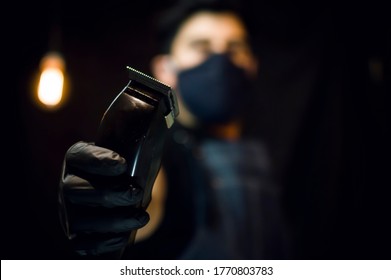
[{"xmin": 3, "ymin": 0, "xmax": 390, "ymax": 259}]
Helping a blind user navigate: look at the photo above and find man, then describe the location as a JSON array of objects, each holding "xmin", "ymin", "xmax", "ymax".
[{"xmin": 59, "ymin": 0, "xmax": 290, "ymax": 259}]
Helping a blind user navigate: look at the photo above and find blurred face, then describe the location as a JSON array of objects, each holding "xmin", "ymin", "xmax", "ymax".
[
  {"xmin": 171, "ymin": 11, "xmax": 257, "ymax": 75},
  {"xmin": 152, "ymin": 11, "xmax": 258, "ymax": 126}
]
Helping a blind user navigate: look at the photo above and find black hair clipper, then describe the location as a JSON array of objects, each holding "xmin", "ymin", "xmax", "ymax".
[{"xmin": 95, "ymin": 66, "xmax": 179, "ymax": 251}]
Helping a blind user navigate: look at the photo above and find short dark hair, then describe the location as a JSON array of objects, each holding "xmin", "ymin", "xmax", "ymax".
[{"xmin": 154, "ymin": 0, "xmax": 254, "ymax": 54}]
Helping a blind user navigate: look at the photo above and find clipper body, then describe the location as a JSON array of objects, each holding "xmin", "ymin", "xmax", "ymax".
[{"xmin": 95, "ymin": 66, "xmax": 178, "ymax": 227}]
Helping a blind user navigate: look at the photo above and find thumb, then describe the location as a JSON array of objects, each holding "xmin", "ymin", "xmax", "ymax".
[{"xmin": 66, "ymin": 141, "xmax": 127, "ymax": 176}]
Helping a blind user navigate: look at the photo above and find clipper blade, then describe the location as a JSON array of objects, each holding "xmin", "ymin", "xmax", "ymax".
[{"xmin": 126, "ymin": 66, "xmax": 179, "ymax": 127}]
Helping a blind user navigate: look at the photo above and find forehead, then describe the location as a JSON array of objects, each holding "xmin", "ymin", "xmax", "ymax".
[{"xmin": 174, "ymin": 11, "xmax": 248, "ymax": 44}]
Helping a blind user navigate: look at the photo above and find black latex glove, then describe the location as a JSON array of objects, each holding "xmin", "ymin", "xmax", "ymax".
[{"xmin": 58, "ymin": 141, "xmax": 150, "ymax": 257}]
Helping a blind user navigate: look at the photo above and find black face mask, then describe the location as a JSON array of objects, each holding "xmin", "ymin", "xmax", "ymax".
[{"xmin": 177, "ymin": 53, "xmax": 253, "ymax": 124}]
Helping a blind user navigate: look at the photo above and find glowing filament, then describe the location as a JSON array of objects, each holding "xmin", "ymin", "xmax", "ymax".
[{"xmin": 37, "ymin": 52, "xmax": 65, "ymax": 107}]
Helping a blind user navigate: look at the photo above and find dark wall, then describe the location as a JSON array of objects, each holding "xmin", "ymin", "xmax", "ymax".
[
  {"xmin": 3, "ymin": 0, "xmax": 390, "ymax": 259},
  {"xmin": 246, "ymin": 2, "xmax": 391, "ymax": 259}
]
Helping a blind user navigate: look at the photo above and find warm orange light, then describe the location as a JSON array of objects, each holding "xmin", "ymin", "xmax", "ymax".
[{"xmin": 37, "ymin": 52, "xmax": 65, "ymax": 108}]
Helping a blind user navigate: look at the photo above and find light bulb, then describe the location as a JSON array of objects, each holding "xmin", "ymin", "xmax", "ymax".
[{"xmin": 37, "ymin": 52, "xmax": 66, "ymax": 108}]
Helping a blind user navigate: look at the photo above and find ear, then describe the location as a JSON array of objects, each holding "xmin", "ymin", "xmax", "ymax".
[
  {"xmin": 247, "ymin": 54, "xmax": 259, "ymax": 79},
  {"xmin": 150, "ymin": 55, "xmax": 178, "ymax": 88}
]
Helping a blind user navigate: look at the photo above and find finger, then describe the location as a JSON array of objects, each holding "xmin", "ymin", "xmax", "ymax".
[
  {"xmin": 66, "ymin": 141, "xmax": 127, "ymax": 176},
  {"xmin": 72, "ymin": 233, "xmax": 130, "ymax": 256},
  {"xmin": 70, "ymin": 208, "xmax": 149, "ymax": 234},
  {"xmin": 62, "ymin": 174, "xmax": 143, "ymax": 207}
]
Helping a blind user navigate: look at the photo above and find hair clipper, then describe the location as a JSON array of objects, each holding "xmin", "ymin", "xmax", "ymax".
[{"xmin": 95, "ymin": 66, "xmax": 179, "ymax": 250}]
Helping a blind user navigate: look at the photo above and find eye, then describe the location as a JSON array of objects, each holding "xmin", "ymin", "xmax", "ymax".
[
  {"xmin": 227, "ymin": 40, "xmax": 251, "ymax": 57},
  {"xmin": 189, "ymin": 39, "xmax": 212, "ymax": 56}
]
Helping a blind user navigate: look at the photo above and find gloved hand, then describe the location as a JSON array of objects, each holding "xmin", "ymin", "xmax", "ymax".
[{"xmin": 58, "ymin": 141, "xmax": 150, "ymax": 257}]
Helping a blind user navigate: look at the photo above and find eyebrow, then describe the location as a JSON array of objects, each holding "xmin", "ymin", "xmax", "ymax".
[
  {"xmin": 187, "ymin": 37, "xmax": 248, "ymax": 47},
  {"xmin": 188, "ymin": 38, "xmax": 210, "ymax": 47}
]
